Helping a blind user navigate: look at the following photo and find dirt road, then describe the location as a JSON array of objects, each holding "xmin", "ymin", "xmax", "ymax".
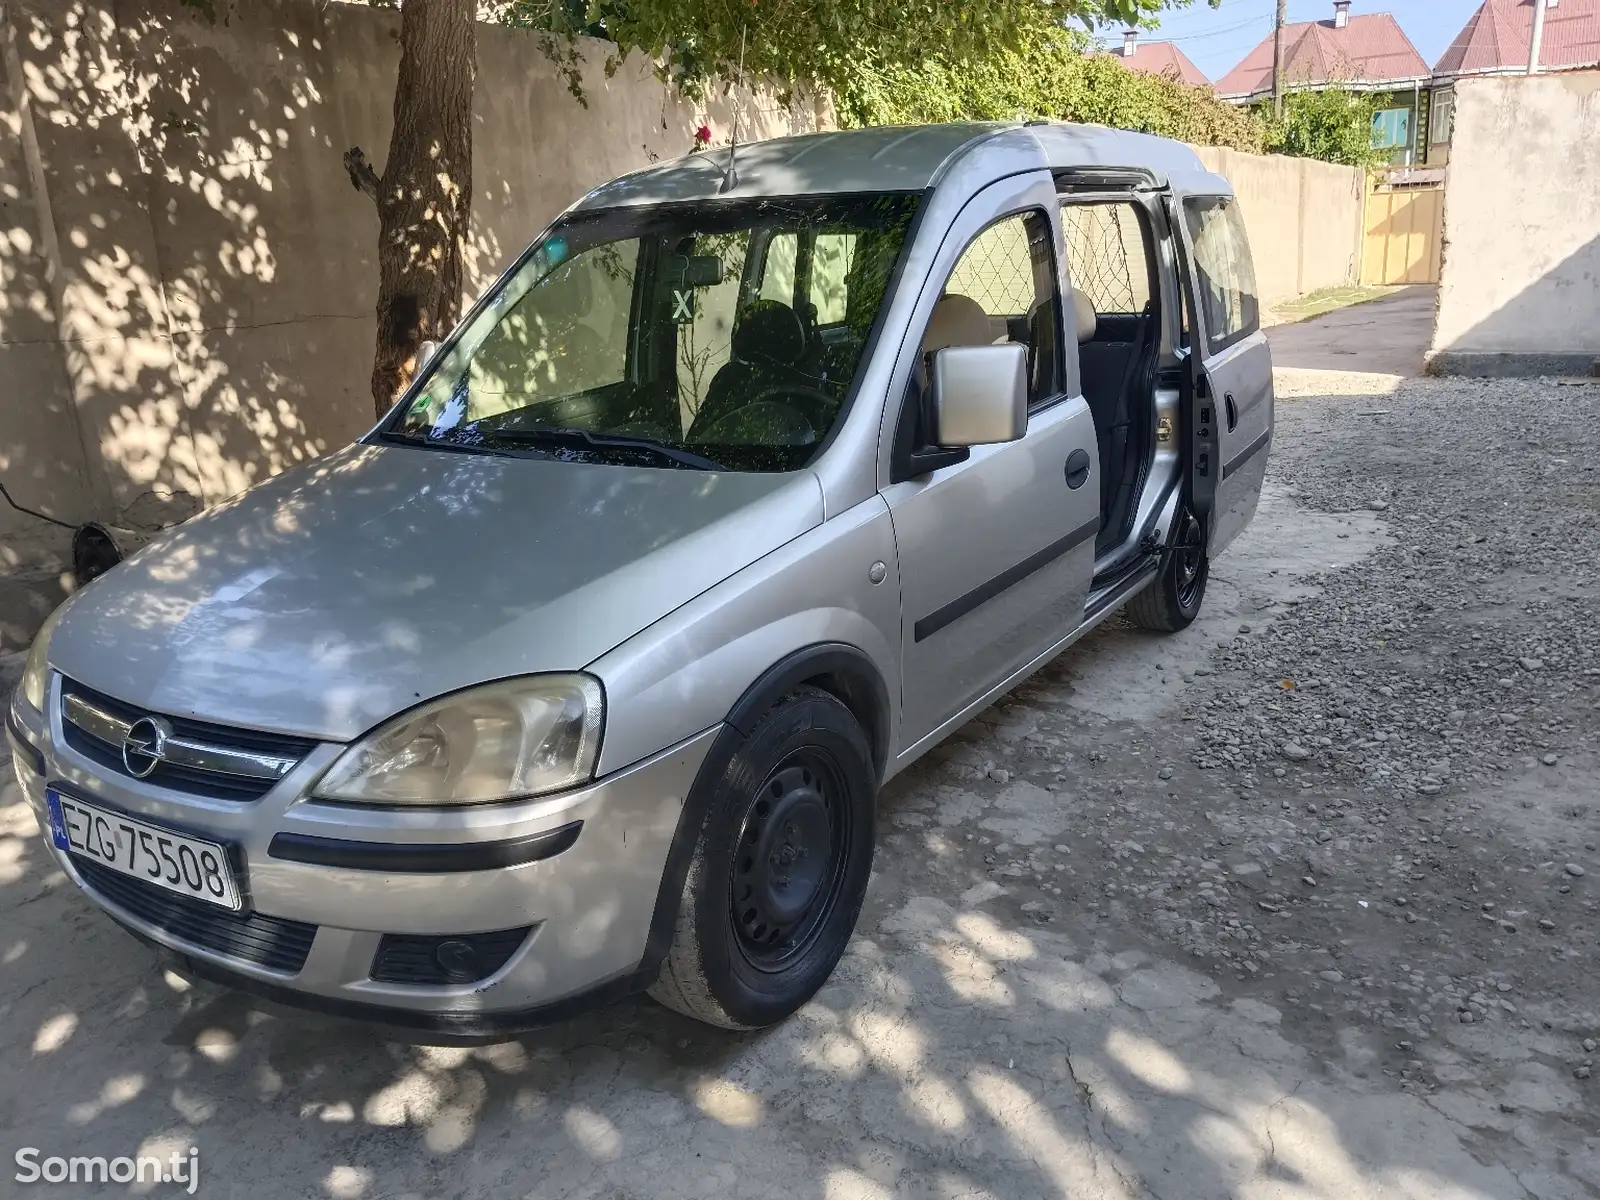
[{"xmin": 2, "ymin": 373, "xmax": 1597, "ymax": 1199}]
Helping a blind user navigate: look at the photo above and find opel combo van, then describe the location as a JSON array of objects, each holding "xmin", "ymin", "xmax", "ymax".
[{"xmin": 9, "ymin": 122, "xmax": 1272, "ymax": 1034}]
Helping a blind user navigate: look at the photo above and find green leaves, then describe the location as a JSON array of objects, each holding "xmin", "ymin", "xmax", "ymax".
[
  {"xmin": 494, "ymin": 0, "xmax": 1360, "ymax": 169},
  {"xmin": 838, "ymin": 23, "xmax": 1264, "ymax": 153},
  {"xmin": 1262, "ymin": 89, "xmax": 1389, "ymax": 169},
  {"xmin": 503, "ymin": 0, "xmax": 1194, "ymax": 100}
]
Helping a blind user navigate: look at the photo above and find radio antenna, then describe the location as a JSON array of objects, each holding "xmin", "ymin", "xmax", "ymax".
[{"xmin": 719, "ymin": 24, "xmax": 747, "ymax": 195}]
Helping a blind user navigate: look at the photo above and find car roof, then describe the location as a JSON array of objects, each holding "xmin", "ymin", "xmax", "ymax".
[{"xmin": 571, "ymin": 122, "xmax": 1230, "ymax": 211}]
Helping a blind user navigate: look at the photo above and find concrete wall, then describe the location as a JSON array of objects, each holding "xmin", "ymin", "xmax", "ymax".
[
  {"xmin": 0, "ymin": 0, "xmax": 826, "ymax": 549},
  {"xmin": 1430, "ymin": 74, "xmax": 1600, "ymax": 376},
  {"xmin": 0, "ymin": 14, "xmax": 105, "ymax": 545},
  {"xmin": 1191, "ymin": 146, "xmax": 1365, "ymax": 307}
]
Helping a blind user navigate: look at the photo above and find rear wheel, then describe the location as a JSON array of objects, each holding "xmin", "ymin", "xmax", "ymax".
[
  {"xmin": 1126, "ymin": 507, "xmax": 1208, "ymax": 632},
  {"xmin": 648, "ymin": 687, "xmax": 875, "ymax": 1029}
]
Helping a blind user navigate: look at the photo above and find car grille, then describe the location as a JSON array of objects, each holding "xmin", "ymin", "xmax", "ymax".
[
  {"xmin": 59, "ymin": 679, "xmax": 318, "ymax": 801},
  {"xmin": 370, "ymin": 927, "xmax": 533, "ymax": 986},
  {"xmin": 75, "ymin": 858, "xmax": 317, "ymax": 974}
]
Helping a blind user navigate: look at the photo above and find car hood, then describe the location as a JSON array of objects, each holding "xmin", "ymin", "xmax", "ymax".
[{"xmin": 50, "ymin": 444, "xmax": 823, "ymax": 741}]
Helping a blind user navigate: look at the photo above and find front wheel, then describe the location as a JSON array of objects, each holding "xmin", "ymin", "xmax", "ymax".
[
  {"xmin": 1125, "ymin": 507, "xmax": 1208, "ymax": 632},
  {"xmin": 648, "ymin": 686, "xmax": 876, "ymax": 1029}
]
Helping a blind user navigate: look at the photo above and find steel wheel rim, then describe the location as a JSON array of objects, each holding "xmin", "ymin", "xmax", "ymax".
[
  {"xmin": 730, "ymin": 749, "xmax": 851, "ymax": 972},
  {"xmin": 1175, "ymin": 510, "xmax": 1205, "ymax": 609}
]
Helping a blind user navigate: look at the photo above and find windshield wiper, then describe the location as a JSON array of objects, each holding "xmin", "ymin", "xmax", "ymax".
[
  {"xmin": 490, "ymin": 427, "xmax": 725, "ymax": 472},
  {"xmin": 375, "ymin": 429, "xmax": 516, "ymax": 458}
]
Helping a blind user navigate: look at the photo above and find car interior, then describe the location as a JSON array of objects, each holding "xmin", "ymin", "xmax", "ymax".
[
  {"xmin": 406, "ymin": 195, "xmax": 922, "ymax": 471},
  {"xmin": 891, "ymin": 201, "xmax": 1163, "ymax": 558},
  {"xmin": 1064, "ymin": 200, "xmax": 1163, "ymax": 557},
  {"xmin": 678, "ymin": 224, "xmax": 900, "ymax": 449}
]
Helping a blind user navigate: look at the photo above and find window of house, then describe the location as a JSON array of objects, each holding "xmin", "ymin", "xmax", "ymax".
[
  {"xmin": 1061, "ymin": 202, "xmax": 1151, "ymax": 315},
  {"xmin": 1430, "ymin": 90, "xmax": 1454, "ymax": 145},
  {"xmin": 1182, "ymin": 197, "xmax": 1259, "ymax": 355},
  {"xmin": 1372, "ymin": 107, "xmax": 1411, "ymax": 150}
]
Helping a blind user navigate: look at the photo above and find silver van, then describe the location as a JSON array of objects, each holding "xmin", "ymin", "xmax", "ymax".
[{"xmin": 8, "ymin": 123, "xmax": 1271, "ymax": 1035}]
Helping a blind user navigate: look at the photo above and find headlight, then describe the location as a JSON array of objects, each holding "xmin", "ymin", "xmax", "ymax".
[
  {"xmin": 313, "ymin": 675, "xmax": 603, "ymax": 806},
  {"xmin": 19, "ymin": 604, "xmax": 66, "ymax": 714}
]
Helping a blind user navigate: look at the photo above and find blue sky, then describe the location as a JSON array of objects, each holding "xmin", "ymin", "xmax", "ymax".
[{"xmin": 1098, "ymin": 0, "xmax": 1486, "ymax": 80}]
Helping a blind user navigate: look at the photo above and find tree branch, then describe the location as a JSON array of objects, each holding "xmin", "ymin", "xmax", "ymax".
[{"xmin": 342, "ymin": 147, "xmax": 381, "ymax": 201}]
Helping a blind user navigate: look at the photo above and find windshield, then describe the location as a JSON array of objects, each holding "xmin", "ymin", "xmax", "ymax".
[{"xmin": 384, "ymin": 193, "xmax": 922, "ymax": 472}]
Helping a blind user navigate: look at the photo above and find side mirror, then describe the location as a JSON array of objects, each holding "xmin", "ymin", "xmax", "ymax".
[
  {"xmin": 930, "ymin": 344, "xmax": 1028, "ymax": 447},
  {"xmin": 415, "ymin": 339, "xmax": 441, "ymax": 370}
]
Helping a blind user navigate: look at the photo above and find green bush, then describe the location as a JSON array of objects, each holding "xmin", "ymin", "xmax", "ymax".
[
  {"xmin": 1261, "ymin": 89, "xmax": 1388, "ymax": 168},
  {"xmin": 838, "ymin": 29, "xmax": 1265, "ymax": 153}
]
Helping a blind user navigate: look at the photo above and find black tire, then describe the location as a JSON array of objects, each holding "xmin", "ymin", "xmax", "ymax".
[
  {"xmin": 648, "ymin": 686, "xmax": 876, "ymax": 1029},
  {"xmin": 1126, "ymin": 506, "xmax": 1209, "ymax": 633}
]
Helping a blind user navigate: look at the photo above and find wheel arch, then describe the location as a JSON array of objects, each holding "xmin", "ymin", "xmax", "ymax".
[
  {"xmin": 636, "ymin": 642, "xmax": 891, "ymax": 988},
  {"xmin": 724, "ymin": 643, "xmax": 891, "ymax": 784}
]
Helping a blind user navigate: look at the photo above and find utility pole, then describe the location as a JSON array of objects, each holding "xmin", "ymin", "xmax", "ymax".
[
  {"xmin": 1527, "ymin": 0, "xmax": 1547, "ymax": 74},
  {"xmin": 1273, "ymin": 0, "xmax": 1288, "ymax": 117}
]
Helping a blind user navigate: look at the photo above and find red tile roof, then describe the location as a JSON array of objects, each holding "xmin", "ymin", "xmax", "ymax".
[
  {"xmin": 1216, "ymin": 11, "xmax": 1431, "ymax": 99},
  {"xmin": 1434, "ymin": 0, "xmax": 1600, "ymax": 76},
  {"xmin": 1108, "ymin": 40, "xmax": 1212, "ymax": 88}
]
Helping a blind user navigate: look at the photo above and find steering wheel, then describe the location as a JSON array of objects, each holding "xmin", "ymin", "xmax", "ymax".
[
  {"xmin": 691, "ymin": 400, "xmax": 816, "ymax": 447},
  {"xmin": 745, "ymin": 383, "xmax": 839, "ymax": 431}
]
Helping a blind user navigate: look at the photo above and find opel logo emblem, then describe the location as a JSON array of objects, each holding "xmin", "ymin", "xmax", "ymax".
[{"xmin": 122, "ymin": 716, "xmax": 172, "ymax": 779}]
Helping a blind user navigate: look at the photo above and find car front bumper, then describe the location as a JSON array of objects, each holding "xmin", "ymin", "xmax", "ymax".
[{"xmin": 9, "ymin": 687, "xmax": 717, "ymax": 1033}]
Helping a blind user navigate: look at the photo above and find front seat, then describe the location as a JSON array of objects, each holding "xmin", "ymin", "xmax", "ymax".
[
  {"xmin": 922, "ymin": 293, "xmax": 995, "ymax": 360},
  {"xmin": 1070, "ymin": 286, "xmax": 1097, "ymax": 345},
  {"xmin": 692, "ymin": 300, "xmax": 809, "ymax": 432}
]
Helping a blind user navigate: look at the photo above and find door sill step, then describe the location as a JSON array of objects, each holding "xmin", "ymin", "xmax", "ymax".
[{"xmin": 1086, "ymin": 555, "xmax": 1160, "ymax": 620}]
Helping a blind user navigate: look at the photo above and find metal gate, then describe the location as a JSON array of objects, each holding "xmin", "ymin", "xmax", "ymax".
[{"xmin": 1361, "ymin": 173, "xmax": 1444, "ymax": 285}]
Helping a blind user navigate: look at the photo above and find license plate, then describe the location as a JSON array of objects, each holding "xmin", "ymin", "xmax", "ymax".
[{"xmin": 46, "ymin": 790, "xmax": 242, "ymax": 912}]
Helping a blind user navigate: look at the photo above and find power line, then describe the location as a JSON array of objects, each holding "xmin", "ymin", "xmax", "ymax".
[
  {"xmin": 1164, "ymin": 16, "xmax": 1273, "ymax": 43},
  {"xmin": 1093, "ymin": 16, "xmax": 1268, "ymax": 49}
]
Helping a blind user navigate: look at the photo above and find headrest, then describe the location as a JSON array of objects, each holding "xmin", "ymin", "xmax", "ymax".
[
  {"xmin": 922, "ymin": 293, "xmax": 993, "ymax": 356},
  {"xmin": 1070, "ymin": 288, "xmax": 1097, "ymax": 343},
  {"xmin": 731, "ymin": 300, "xmax": 805, "ymax": 366}
]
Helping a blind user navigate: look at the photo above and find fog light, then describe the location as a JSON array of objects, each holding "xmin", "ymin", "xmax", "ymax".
[
  {"xmin": 370, "ymin": 926, "xmax": 533, "ymax": 986},
  {"xmin": 433, "ymin": 939, "xmax": 480, "ymax": 982}
]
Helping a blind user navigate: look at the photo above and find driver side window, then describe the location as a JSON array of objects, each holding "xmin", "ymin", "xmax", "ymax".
[
  {"xmin": 892, "ymin": 210, "xmax": 1061, "ymax": 481},
  {"xmin": 937, "ymin": 212, "xmax": 1061, "ymax": 406}
]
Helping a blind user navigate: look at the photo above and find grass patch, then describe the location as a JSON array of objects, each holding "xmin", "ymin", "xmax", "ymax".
[{"xmin": 1272, "ymin": 284, "xmax": 1405, "ymax": 324}]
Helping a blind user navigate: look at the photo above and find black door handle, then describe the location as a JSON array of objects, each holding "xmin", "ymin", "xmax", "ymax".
[
  {"xmin": 1224, "ymin": 393, "xmax": 1238, "ymax": 432},
  {"xmin": 1065, "ymin": 448, "xmax": 1091, "ymax": 490}
]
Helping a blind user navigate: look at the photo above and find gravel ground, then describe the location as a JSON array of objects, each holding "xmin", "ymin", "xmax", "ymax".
[
  {"xmin": 882, "ymin": 374, "xmax": 1600, "ymax": 1192},
  {"xmin": 1, "ymin": 373, "xmax": 1596, "ymax": 1198}
]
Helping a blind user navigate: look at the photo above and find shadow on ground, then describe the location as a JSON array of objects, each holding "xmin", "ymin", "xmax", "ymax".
[{"xmin": 0, "ymin": 473, "xmax": 1554, "ymax": 1199}]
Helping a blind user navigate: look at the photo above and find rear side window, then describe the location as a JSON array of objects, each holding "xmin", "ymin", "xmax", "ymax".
[{"xmin": 1183, "ymin": 197, "xmax": 1259, "ymax": 354}]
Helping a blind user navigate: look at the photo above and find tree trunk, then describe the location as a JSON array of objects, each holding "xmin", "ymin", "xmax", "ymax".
[{"xmin": 348, "ymin": 0, "xmax": 476, "ymax": 420}]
